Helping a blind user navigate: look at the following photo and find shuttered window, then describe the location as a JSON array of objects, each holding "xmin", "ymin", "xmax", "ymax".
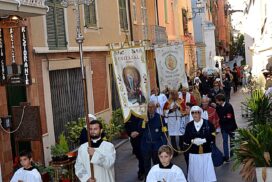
[
  {"xmin": 141, "ymin": 0, "xmax": 147, "ymax": 24},
  {"xmin": 46, "ymin": 0, "xmax": 67, "ymax": 50},
  {"xmin": 49, "ymin": 68, "xmax": 84, "ymax": 140},
  {"xmin": 119, "ymin": 0, "xmax": 128, "ymax": 30},
  {"xmin": 182, "ymin": 9, "xmax": 189, "ymax": 35},
  {"xmin": 84, "ymin": 0, "xmax": 97, "ymax": 27}
]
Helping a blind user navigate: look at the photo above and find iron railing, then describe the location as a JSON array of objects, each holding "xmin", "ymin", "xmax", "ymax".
[{"xmin": 133, "ymin": 24, "xmax": 168, "ymax": 44}]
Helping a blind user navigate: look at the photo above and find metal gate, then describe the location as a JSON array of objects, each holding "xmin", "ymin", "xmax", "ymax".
[{"xmin": 49, "ymin": 68, "xmax": 84, "ymax": 140}]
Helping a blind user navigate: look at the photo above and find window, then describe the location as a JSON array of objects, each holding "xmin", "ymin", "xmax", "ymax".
[
  {"xmin": 119, "ymin": 0, "xmax": 128, "ymax": 30},
  {"xmin": 84, "ymin": 0, "xmax": 97, "ymax": 27},
  {"xmin": 141, "ymin": 0, "xmax": 147, "ymax": 24},
  {"xmin": 182, "ymin": 9, "xmax": 189, "ymax": 35},
  {"xmin": 132, "ymin": 0, "xmax": 137, "ymax": 23},
  {"xmin": 46, "ymin": 0, "xmax": 67, "ymax": 50}
]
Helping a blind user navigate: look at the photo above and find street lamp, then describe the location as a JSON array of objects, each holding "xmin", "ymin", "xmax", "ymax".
[{"xmin": 61, "ymin": 0, "xmax": 94, "ymax": 178}]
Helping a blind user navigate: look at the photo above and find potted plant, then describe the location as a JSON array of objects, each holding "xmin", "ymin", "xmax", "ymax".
[
  {"xmin": 233, "ymin": 125, "xmax": 272, "ymax": 182},
  {"xmin": 65, "ymin": 118, "xmax": 86, "ymax": 149},
  {"xmin": 242, "ymin": 89, "xmax": 272, "ymax": 126},
  {"xmin": 51, "ymin": 133, "xmax": 69, "ymax": 162},
  {"xmin": 33, "ymin": 162, "xmax": 54, "ymax": 182},
  {"xmin": 97, "ymin": 109, "xmax": 127, "ymax": 141},
  {"xmin": 60, "ymin": 168, "xmax": 70, "ymax": 182},
  {"xmin": 110, "ymin": 109, "xmax": 127, "ymax": 139}
]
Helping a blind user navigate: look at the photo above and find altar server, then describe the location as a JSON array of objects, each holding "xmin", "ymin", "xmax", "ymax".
[
  {"xmin": 11, "ymin": 151, "xmax": 42, "ymax": 182},
  {"xmin": 146, "ymin": 145, "xmax": 187, "ymax": 182}
]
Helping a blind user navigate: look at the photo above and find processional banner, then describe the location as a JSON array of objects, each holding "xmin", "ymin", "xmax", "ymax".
[
  {"xmin": 155, "ymin": 44, "xmax": 188, "ymax": 91},
  {"xmin": 111, "ymin": 47, "xmax": 148, "ymax": 122}
]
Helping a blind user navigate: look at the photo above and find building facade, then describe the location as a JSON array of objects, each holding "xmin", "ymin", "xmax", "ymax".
[
  {"xmin": 0, "ymin": 0, "xmax": 48, "ymax": 180},
  {"xmin": 211, "ymin": 0, "xmax": 231, "ymax": 61},
  {"xmin": 191, "ymin": 0, "xmax": 216, "ymax": 69},
  {"xmin": 244, "ymin": 0, "xmax": 272, "ymax": 79},
  {"xmin": 31, "ymin": 0, "xmax": 131, "ymax": 165}
]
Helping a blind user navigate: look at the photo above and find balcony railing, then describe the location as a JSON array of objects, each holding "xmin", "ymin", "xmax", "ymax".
[
  {"xmin": 133, "ymin": 24, "xmax": 168, "ymax": 45},
  {"xmin": 0, "ymin": 0, "xmax": 48, "ymax": 17},
  {"xmin": 20, "ymin": 0, "xmax": 46, "ymax": 7}
]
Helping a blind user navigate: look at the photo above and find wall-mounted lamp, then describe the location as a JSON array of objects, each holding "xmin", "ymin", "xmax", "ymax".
[
  {"xmin": 0, "ymin": 15, "xmax": 23, "ymax": 24},
  {"xmin": 0, "ymin": 116, "xmax": 12, "ymax": 129}
]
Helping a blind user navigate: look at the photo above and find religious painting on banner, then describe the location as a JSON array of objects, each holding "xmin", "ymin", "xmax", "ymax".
[
  {"xmin": 111, "ymin": 47, "xmax": 148, "ymax": 122},
  {"xmin": 155, "ymin": 44, "xmax": 188, "ymax": 91}
]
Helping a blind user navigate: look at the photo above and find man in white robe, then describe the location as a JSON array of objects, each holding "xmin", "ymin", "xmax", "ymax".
[
  {"xmin": 163, "ymin": 90, "xmax": 184, "ymax": 154},
  {"xmin": 150, "ymin": 87, "xmax": 168, "ymax": 116},
  {"xmin": 75, "ymin": 120, "xmax": 116, "ymax": 182}
]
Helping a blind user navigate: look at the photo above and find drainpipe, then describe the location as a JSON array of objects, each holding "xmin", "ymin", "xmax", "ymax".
[{"xmin": 127, "ymin": 0, "xmax": 134, "ymax": 41}]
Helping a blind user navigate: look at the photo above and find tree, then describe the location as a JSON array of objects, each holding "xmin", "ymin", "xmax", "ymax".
[{"xmin": 230, "ymin": 33, "xmax": 245, "ymax": 60}]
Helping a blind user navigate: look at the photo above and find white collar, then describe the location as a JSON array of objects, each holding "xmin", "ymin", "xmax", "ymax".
[
  {"xmin": 194, "ymin": 119, "xmax": 204, "ymax": 131},
  {"xmin": 91, "ymin": 137, "xmax": 101, "ymax": 143},
  {"xmin": 222, "ymin": 102, "xmax": 226, "ymax": 107}
]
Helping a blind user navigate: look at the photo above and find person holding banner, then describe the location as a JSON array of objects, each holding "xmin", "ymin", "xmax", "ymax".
[
  {"xmin": 141, "ymin": 102, "xmax": 167, "ymax": 178},
  {"xmin": 75, "ymin": 120, "xmax": 116, "ymax": 182},
  {"xmin": 163, "ymin": 90, "xmax": 184, "ymax": 155},
  {"xmin": 150, "ymin": 87, "xmax": 168, "ymax": 116}
]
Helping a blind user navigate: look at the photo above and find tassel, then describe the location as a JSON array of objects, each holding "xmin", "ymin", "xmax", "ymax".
[
  {"xmin": 142, "ymin": 121, "xmax": 146, "ymax": 129},
  {"xmin": 199, "ymin": 145, "xmax": 203, "ymax": 154},
  {"xmin": 162, "ymin": 126, "xmax": 168, "ymax": 133}
]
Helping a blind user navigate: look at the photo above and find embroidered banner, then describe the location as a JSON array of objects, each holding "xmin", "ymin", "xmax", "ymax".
[
  {"xmin": 155, "ymin": 44, "xmax": 188, "ymax": 91},
  {"xmin": 111, "ymin": 47, "xmax": 148, "ymax": 122},
  {"xmin": 0, "ymin": 28, "xmax": 6, "ymax": 85}
]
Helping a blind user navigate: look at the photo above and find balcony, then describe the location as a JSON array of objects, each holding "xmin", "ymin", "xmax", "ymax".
[
  {"xmin": 133, "ymin": 24, "xmax": 168, "ymax": 45},
  {"xmin": 0, "ymin": 0, "xmax": 48, "ymax": 18}
]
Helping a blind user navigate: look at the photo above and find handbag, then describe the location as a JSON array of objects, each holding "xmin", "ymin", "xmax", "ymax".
[
  {"xmin": 204, "ymin": 119, "xmax": 224, "ymax": 167},
  {"xmin": 211, "ymin": 143, "xmax": 224, "ymax": 167}
]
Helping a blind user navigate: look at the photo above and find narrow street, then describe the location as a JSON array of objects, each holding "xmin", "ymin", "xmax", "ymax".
[{"xmin": 115, "ymin": 90, "xmax": 249, "ymax": 182}]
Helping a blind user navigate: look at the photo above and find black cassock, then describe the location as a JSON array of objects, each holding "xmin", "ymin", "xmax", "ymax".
[{"xmin": 184, "ymin": 119, "xmax": 215, "ymax": 154}]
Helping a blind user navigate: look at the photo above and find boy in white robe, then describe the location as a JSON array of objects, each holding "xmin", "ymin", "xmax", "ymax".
[
  {"xmin": 11, "ymin": 151, "xmax": 42, "ymax": 182},
  {"xmin": 146, "ymin": 145, "xmax": 187, "ymax": 182},
  {"xmin": 75, "ymin": 120, "xmax": 116, "ymax": 182}
]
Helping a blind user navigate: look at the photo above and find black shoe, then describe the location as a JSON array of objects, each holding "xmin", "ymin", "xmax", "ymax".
[{"xmin": 224, "ymin": 157, "xmax": 230, "ymax": 163}]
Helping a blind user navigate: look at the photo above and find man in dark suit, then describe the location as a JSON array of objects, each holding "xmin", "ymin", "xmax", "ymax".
[
  {"xmin": 124, "ymin": 114, "xmax": 145, "ymax": 180},
  {"xmin": 215, "ymin": 94, "xmax": 238, "ymax": 162},
  {"xmin": 140, "ymin": 102, "xmax": 167, "ymax": 177},
  {"xmin": 209, "ymin": 81, "xmax": 225, "ymax": 104}
]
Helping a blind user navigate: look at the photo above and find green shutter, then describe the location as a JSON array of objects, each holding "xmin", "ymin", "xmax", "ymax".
[
  {"xmin": 46, "ymin": 0, "xmax": 67, "ymax": 50},
  {"xmin": 84, "ymin": 1, "xmax": 97, "ymax": 27}
]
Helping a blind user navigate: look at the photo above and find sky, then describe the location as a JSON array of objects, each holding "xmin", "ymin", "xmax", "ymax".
[{"xmin": 227, "ymin": 0, "xmax": 247, "ymax": 35}]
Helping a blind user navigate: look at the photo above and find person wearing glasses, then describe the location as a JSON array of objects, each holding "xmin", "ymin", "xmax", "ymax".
[{"xmin": 184, "ymin": 106, "xmax": 217, "ymax": 182}]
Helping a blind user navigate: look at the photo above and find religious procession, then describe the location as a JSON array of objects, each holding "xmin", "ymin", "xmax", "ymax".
[{"xmin": 0, "ymin": 0, "xmax": 272, "ymax": 182}]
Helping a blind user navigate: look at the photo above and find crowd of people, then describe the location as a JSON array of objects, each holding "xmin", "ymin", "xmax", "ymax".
[
  {"xmin": 11, "ymin": 66, "xmax": 243, "ymax": 182},
  {"xmin": 122, "ymin": 67, "xmax": 240, "ymax": 182}
]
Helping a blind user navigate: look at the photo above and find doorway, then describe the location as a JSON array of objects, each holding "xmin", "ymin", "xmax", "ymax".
[{"xmin": 6, "ymin": 85, "xmax": 29, "ymax": 160}]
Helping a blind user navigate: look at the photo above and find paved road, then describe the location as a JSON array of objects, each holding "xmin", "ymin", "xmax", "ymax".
[{"xmin": 115, "ymin": 90, "xmax": 249, "ymax": 182}]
